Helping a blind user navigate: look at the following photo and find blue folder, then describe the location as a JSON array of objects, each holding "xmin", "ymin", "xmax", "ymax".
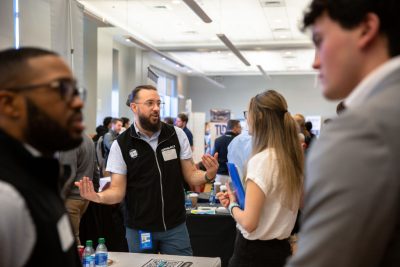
[{"xmin": 227, "ymin": 163, "xmax": 246, "ymax": 209}]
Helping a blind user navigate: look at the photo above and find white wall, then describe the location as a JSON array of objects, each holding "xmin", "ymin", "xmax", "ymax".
[
  {"xmin": 82, "ymin": 16, "xmax": 100, "ymax": 134},
  {"xmin": 113, "ymin": 41, "xmax": 136, "ymax": 120},
  {"xmin": 20, "ymin": 0, "xmax": 51, "ymax": 49},
  {"xmin": 188, "ymin": 75, "xmax": 339, "ymax": 120},
  {"xmin": 96, "ymin": 28, "xmax": 114, "ymax": 127},
  {"xmin": 0, "ymin": 0, "xmax": 14, "ymax": 49},
  {"xmin": 18, "ymin": 0, "xmax": 83, "ymax": 82}
]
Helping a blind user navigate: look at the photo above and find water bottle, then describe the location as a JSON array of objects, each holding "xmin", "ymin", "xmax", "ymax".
[
  {"xmin": 95, "ymin": 238, "xmax": 108, "ymax": 267},
  {"xmin": 209, "ymin": 184, "xmax": 216, "ymax": 205},
  {"xmin": 83, "ymin": 240, "xmax": 95, "ymax": 267},
  {"xmin": 185, "ymin": 192, "xmax": 192, "ymax": 209}
]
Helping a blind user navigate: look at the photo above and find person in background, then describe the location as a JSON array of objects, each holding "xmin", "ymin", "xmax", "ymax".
[
  {"xmin": 0, "ymin": 47, "xmax": 83, "ymax": 267},
  {"xmin": 103, "ymin": 118, "xmax": 123, "ymax": 167},
  {"xmin": 212, "ymin": 119, "xmax": 242, "ymax": 184},
  {"xmin": 298, "ymin": 133, "xmax": 307, "ymax": 153},
  {"xmin": 293, "ymin": 114, "xmax": 311, "ymax": 147},
  {"xmin": 227, "ymin": 112, "xmax": 252, "ymax": 179},
  {"xmin": 163, "ymin": 117, "xmax": 174, "ymax": 125},
  {"xmin": 120, "ymin": 117, "xmax": 130, "ymax": 133},
  {"xmin": 204, "ymin": 122, "xmax": 211, "ymax": 154},
  {"xmin": 93, "ymin": 116, "xmax": 112, "ymax": 142},
  {"xmin": 93, "ymin": 116, "xmax": 112, "ymax": 175},
  {"xmin": 175, "ymin": 113, "xmax": 194, "ymax": 150},
  {"xmin": 286, "ymin": 0, "xmax": 400, "ymax": 266},
  {"xmin": 76, "ymin": 85, "xmax": 219, "ymax": 256},
  {"xmin": 304, "ymin": 121, "xmax": 316, "ymax": 145},
  {"xmin": 218, "ymin": 90, "xmax": 304, "ymax": 267},
  {"xmin": 59, "ymin": 134, "xmax": 99, "ymax": 246}
]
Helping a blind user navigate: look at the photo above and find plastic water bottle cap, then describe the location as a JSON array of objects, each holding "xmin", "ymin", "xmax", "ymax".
[
  {"xmin": 98, "ymin": 237, "xmax": 105, "ymax": 244},
  {"xmin": 86, "ymin": 240, "xmax": 93, "ymax": 247}
]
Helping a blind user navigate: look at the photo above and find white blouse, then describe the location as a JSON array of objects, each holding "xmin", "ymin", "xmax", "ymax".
[{"xmin": 237, "ymin": 148, "xmax": 299, "ymax": 240}]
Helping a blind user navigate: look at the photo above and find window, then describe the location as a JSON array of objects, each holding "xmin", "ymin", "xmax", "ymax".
[
  {"xmin": 151, "ymin": 66, "xmax": 178, "ymax": 118},
  {"xmin": 111, "ymin": 49, "xmax": 119, "ymax": 117}
]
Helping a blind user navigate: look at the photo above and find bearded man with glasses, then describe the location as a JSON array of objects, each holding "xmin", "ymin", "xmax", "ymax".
[
  {"xmin": 76, "ymin": 84, "xmax": 219, "ymax": 256},
  {"xmin": 0, "ymin": 47, "xmax": 84, "ymax": 266}
]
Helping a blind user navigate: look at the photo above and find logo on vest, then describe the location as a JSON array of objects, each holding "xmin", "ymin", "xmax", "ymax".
[{"xmin": 129, "ymin": 149, "xmax": 138, "ymax": 159}]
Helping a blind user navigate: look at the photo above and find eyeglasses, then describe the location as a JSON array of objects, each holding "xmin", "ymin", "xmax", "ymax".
[
  {"xmin": 243, "ymin": 111, "xmax": 248, "ymax": 119},
  {"xmin": 3, "ymin": 78, "xmax": 86, "ymax": 103},
  {"xmin": 135, "ymin": 100, "xmax": 165, "ymax": 109}
]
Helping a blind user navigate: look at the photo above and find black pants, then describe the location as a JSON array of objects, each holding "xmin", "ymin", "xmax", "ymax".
[{"xmin": 229, "ymin": 231, "xmax": 291, "ymax": 267}]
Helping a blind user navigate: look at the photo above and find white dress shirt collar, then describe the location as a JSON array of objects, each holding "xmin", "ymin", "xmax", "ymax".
[
  {"xmin": 345, "ymin": 56, "xmax": 400, "ymax": 109},
  {"xmin": 23, "ymin": 143, "xmax": 42, "ymax": 157}
]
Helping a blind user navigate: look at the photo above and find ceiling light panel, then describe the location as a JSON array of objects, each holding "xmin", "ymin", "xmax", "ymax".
[
  {"xmin": 285, "ymin": 0, "xmax": 312, "ymax": 38},
  {"xmin": 216, "ymin": 34, "xmax": 251, "ymax": 66},
  {"xmin": 78, "ymin": 0, "xmax": 315, "ymax": 74},
  {"xmin": 79, "ymin": 0, "xmax": 311, "ymax": 47},
  {"xmin": 244, "ymin": 51, "xmax": 286, "ymax": 71},
  {"xmin": 259, "ymin": 0, "xmax": 286, "ymax": 7},
  {"xmin": 169, "ymin": 49, "xmax": 315, "ymax": 74},
  {"xmin": 169, "ymin": 51, "xmax": 255, "ymax": 73},
  {"xmin": 182, "ymin": 0, "xmax": 212, "ymax": 23},
  {"xmin": 208, "ymin": 0, "xmax": 274, "ymax": 42},
  {"xmin": 261, "ymin": 0, "xmax": 313, "ymax": 41}
]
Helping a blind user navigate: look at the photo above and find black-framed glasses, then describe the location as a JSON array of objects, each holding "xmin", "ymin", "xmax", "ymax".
[
  {"xmin": 135, "ymin": 100, "xmax": 165, "ymax": 109},
  {"xmin": 3, "ymin": 78, "xmax": 86, "ymax": 103},
  {"xmin": 243, "ymin": 111, "xmax": 248, "ymax": 119}
]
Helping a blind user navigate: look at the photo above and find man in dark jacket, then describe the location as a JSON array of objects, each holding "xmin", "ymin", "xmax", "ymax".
[
  {"xmin": 175, "ymin": 113, "xmax": 194, "ymax": 150},
  {"xmin": 0, "ymin": 47, "xmax": 84, "ymax": 266},
  {"xmin": 212, "ymin": 120, "xmax": 242, "ymax": 184}
]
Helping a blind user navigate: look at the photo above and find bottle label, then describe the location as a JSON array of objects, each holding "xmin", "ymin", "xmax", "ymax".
[
  {"xmin": 95, "ymin": 252, "xmax": 108, "ymax": 267},
  {"xmin": 209, "ymin": 190, "xmax": 216, "ymax": 205},
  {"xmin": 185, "ymin": 197, "xmax": 192, "ymax": 209},
  {"xmin": 83, "ymin": 255, "xmax": 94, "ymax": 267}
]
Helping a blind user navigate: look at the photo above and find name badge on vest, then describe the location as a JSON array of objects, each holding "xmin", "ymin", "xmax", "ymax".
[
  {"xmin": 138, "ymin": 230, "xmax": 153, "ymax": 250},
  {"xmin": 161, "ymin": 146, "xmax": 177, "ymax": 161}
]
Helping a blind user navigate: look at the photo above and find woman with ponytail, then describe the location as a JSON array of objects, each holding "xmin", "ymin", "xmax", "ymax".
[{"xmin": 217, "ymin": 90, "xmax": 304, "ymax": 267}]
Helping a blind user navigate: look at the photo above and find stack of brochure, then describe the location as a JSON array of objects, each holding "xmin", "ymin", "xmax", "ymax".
[{"xmin": 190, "ymin": 206, "xmax": 216, "ymax": 215}]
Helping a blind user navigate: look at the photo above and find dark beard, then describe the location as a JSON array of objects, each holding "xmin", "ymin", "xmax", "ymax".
[
  {"xmin": 138, "ymin": 112, "xmax": 161, "ymax": 133},
  {"xmin": 24, "ymin": 98, "xmax": 83, "ymax": 154}
]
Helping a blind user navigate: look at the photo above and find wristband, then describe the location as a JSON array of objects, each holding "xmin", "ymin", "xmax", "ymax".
[
  {"xmin": 204, "ymin": 173, "xmax": 215, "ymax": 183},
  {"xmin": 228, "ymin": 202, "xmax": 240, "ymax": 216}
]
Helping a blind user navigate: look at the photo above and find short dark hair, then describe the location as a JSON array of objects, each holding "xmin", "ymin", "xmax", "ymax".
[
  {"xmin": 305, "ymin": 121, "xmax": 313, "ymax": 131},
  {"xmin": 0, "ymin": 47, "xmax": 58, "ymax": 89},
  {"xmin": 121, "ymin": 117, "xmax": 130, "ymax": 126},
  {"xmin": 163, "ymin": 117, "xmax": 174, "ymax": 125},
  {"xmin": 103, "ymin": 116, "xmax": 112, "ymax": 127},
  {"xmin": 111, "ymin": 118, "xmax": 122, "ymax": 125},
  {"xmin": 126, "ymin": 85, "xmax": 157, "ymax": 106},
  {"xmin": 227, "ymin": 120, "xmax": 240, "ymax": 131},
  {"xmin": 177, "ymin": 113, "xmax": 189, "ymax": 123},
  {"xmin": 302, "ymin": 0, "xmax": 400, "ymax": 56}
]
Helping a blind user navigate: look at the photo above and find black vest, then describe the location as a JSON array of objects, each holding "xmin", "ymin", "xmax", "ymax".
[
  {"xmin": 117, "ymin": 123, "xmax": 186, "ymax": 232},
  {"xmin": 0, "ymin": 130, "xmax": 80, "ymax": 266}
]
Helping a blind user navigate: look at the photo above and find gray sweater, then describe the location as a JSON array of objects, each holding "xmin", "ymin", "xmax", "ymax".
[{"xmin": 59, "ymin": 134, "xmax": 99, "ymax": 199}]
